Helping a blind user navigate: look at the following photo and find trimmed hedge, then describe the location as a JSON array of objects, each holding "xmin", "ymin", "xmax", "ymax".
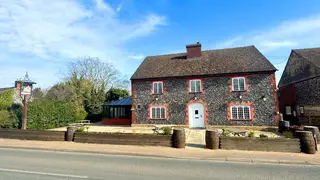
[
  {"xmin": 0, "ymin": 89, "xmax": 13, "ymax": 109},
  {"xmin": 0, "ymin": 90, "xmax": 19, "ymax": 128},
  {"xmin": 27, "ymin": 101, "xmax": 80, "ymax": 130}
]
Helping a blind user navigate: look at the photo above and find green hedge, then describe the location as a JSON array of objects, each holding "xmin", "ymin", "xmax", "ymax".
[
  {"xmin": 0, "ymin": 90, "xmax": 18, "ymax": 128},
  {"xmin": 27, "ymin": 101, "xmax": 82, "ymax": 130},
  {"xmin": 0, "ymin": 89, "xmax": 13, "ymax": 110}
]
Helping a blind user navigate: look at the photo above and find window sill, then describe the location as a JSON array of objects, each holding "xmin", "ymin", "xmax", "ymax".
[
  {"xmin": 149, "ymin": 118, "xmax": 167, "ymax": 120},
  {"xmin": 232, "ymin": 90, "xmax": 247, "ymax": 92},
  {"xmin": 189, "ymin": 92, "xmax": 203, "ymax": 94},
  {"xmin": 152, "ymin": 93, "xmax": 163, "ymax": 95},
  {"xmin": 230, "ymin": 119, "xmax": 252, "ymax": 121}
]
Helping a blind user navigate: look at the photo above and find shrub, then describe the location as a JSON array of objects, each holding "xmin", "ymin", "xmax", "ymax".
[
  {"xmin": 259, "ymin": 134, "xmax": 268, "ymax": 138},
  {"xmin": 76, "ymin": 127, "xmax": 85, "ymax": 132},
  {"xmin": 222, "ymin": 129, "xmax": 231, "ymax": 136},
  {"xmin": 0, "ymin": 110, "xmax": 18, "ymax": 128},
  {"xmin": 283, "ymin": 131, "xmax": 293, "ymax": 138},
  {"xmin": 248, "ymin": 131, "xmax": 255, "ymax": 137},
  {"xmin": 27, "ymin": 100, "xmax": 81, "ymax": 130},
  {"xmin": 161, "ymin": 126, "xmax": 172, "ymax": 135},
  {"xmin": 0, "ymin": 90, "xmax": 14, "ymax": 110},
  {"xmin": 75, "ymin": 107, "xmax": 88, "ymax": 120}
]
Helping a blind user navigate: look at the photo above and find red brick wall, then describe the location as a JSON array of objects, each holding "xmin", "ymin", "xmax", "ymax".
[
  {"xmin": 279, "ymin": 84, "xmax": 296, "ymax": 114},
  {"xmin": 102, "ymin": 118, "xmax": 131, "ymax": 125}
]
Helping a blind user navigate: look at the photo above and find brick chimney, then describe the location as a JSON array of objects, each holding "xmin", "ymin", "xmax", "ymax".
[{"xmin": 186, "ymin": 42, "xmax": 201, "ymax": 60}]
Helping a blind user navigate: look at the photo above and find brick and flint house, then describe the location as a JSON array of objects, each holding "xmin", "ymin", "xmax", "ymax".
[
  {"xmin": 278, "ymin": 47, "xmax": 320, "ymax": 126},
  {"xmin": 130, "ymin": 43, "xmax": 279, "ymax": 128}
]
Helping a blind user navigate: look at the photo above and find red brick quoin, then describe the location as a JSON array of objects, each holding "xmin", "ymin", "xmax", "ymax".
[
  {"xmin": 185, "ymin": 99, "xmax": 208, "ymax": 126},
  {"xmin": 227, "ymin": 101, "xmax": 255, "ymax": 121},
  {"xmin": 147, "ymin": 104, "xmax": 169, "ymax": 120}
]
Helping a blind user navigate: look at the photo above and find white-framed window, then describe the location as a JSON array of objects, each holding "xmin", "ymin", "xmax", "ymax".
[
  {"xmin": 285, "ymin": 106, "xmax": 292, "ymax": 115},
  {"xmin": 231, "ymin": 106, "xmax": 251, "ymax": 120},
  {"xmin": 152, "ymin": 81, "xmax": 163, "ymax": 94},
  {"xmin": 189, "ymin": 79, "xmax": 202, "ymax": 93},
  {"xmin": 299, "ymin": 106, "xmax": 304, "ymax": 114},
  {"xmin": 232, "ymin": 77, "xmax": 246, "ymax": 91},
  {"xmin": 150, "ymin": 106, "xmax": 166, "ymax": 119}
]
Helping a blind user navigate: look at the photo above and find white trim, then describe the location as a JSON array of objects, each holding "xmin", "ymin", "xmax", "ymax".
[
  {"xmin": 232, "ymin": 77, "xmax": 246, "ymax": 91},
  {"xmin": 231, "ymin": 105, "xmax": 251, "ymax": 120},
  {"xmin": 189, "ymin": 79, "xmax": 202, "ymax": 93},
  {"xmin": 150, "ymin": 106, "xmax": 166, "ymax": 119},
  {"xmin": 152, "ymin": 81, "xmax": 163, "ymax": 94},
  {"xmin": 299, "ymin": 106, "xmax": 304, "ymax": 114}
]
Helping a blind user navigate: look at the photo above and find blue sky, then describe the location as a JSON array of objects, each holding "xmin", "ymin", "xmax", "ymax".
[{"xmin": 0, "ymin": 0, "xmax": 320, "ymax": 88}]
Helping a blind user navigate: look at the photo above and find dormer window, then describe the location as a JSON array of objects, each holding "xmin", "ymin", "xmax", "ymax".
[
  {"xmin": 232, "ymin": 77, "xmax": 246, "ymax": 91},
  {"xmin": 152, "ymin": 81, "xmax": 163, "ymax": 94}
]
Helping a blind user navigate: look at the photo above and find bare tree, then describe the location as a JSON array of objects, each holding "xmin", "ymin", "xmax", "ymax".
[{"xmin": 63, "ymin": 57, "xmax": 129, "ymax": 90}]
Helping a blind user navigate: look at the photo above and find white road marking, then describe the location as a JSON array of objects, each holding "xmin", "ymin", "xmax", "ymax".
[{"xmin": 0, "ymin": 168, "xmax": 88, "ymax": 179}]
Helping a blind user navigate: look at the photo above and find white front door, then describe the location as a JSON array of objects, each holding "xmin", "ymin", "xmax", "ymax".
[{"xmin": 188, "ymin": 103, "xmax": 204, "ymax": 128}]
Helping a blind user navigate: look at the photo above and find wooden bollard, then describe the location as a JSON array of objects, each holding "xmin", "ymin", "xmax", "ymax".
[
  {"xmin": 295, "ymin": 131, "xmax": 317, "ymax": 154},
  {"xmin": 65, "ymin": 126, "xmax": 76, "ymax": 141},
  {"xmin": 205, "ymin": 129, "xmax": 219, "ymax": 149},
  {"xmin": 172, "ymin": 128, "xmax": 185, "ymax": 148},
  {"xmin": 304, "ymin": 126, "xmax": 320, "ymax": 144}
]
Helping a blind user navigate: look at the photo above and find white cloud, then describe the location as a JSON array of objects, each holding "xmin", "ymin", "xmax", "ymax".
[
  {"xmin": 116, "ymin": 1, "xmax": 124, "ymax": 12},
  {"xmin": 261, "ymin": 41, "xmax": 298, "ymax": 48},
  {"xmin": 129, "ymin": 54, "xmax": 145, "ymax": 60},
  {"xmin": 0, "ymin": 0, "xmax": 166, "ymax": 87},
  {"xmin": 214, "ymin": 14, "xmax": 320, "ymax": 84}
]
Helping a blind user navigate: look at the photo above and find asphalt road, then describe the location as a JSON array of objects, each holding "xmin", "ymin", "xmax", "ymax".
[{"xmin": 0, "ymin": 147, "xmax": 319, "ymax": 180}]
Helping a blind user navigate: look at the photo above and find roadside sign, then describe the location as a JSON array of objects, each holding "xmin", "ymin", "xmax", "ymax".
[{"xmin": 21, "ymin": 85, "xmax": 32, "ymax": 95}]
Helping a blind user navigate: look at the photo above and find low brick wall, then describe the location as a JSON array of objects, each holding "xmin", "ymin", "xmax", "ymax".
[
  {"xmin": 220, "ymin": 137, "xmax": 300, "ymax": 153},
  {"xmin": 74, "ymin": 132, "xmax": 172, "ymax": 147},
  {"xmin": 102, "ymin": 118, "xmax": 131, "ymax": 125},
  {"xmin": 0, "ymin": 128, "xmax": 65, "ymax": 141}
]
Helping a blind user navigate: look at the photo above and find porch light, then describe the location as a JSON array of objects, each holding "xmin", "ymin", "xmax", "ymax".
[{"xmin": 261, "ymin": 95, "xmax": 266, "ymax": 101}]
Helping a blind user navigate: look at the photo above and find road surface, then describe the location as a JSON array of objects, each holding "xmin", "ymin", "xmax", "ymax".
[{"xmin": 0, "ymin": 147, "xmax": 319, "ymax": 180}]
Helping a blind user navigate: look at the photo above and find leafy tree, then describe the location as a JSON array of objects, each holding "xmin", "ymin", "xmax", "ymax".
[
  {"xmin": 45, "ymin": 83, "xmax": 76, "ymax": 102},
  {"xmin": 84, "ymin": 84, "xmax": 105, "ymax": 115},
  {"xmin": 105, "ymin": 88, "xmax": 129, "ymax": 102},
  {"xmin": 61, "ymin": 57, "xmax": 129, "ymax": 116},
  {"xmin": 32, "ymin": 87, "xmax": 44, "ymax": 100}
]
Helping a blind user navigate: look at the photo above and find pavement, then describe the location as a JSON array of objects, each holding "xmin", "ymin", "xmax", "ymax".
[
  {"xmin": 0, "ymin": 147, "xmax": 319, "ymax": 180},
  {"xmin": 0, "ymin": 138, "xmax": 320, "ymax": 166}
]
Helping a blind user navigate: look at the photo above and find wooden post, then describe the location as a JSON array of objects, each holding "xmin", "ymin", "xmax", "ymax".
[{"xmin": 21, "ymin": 95, "xmax": 28, "ymax": 130}]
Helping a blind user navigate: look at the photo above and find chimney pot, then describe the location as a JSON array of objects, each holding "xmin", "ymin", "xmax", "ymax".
[{"xmin": 186, "ymin": 42, "xmax": 201, "ymax": 60}]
